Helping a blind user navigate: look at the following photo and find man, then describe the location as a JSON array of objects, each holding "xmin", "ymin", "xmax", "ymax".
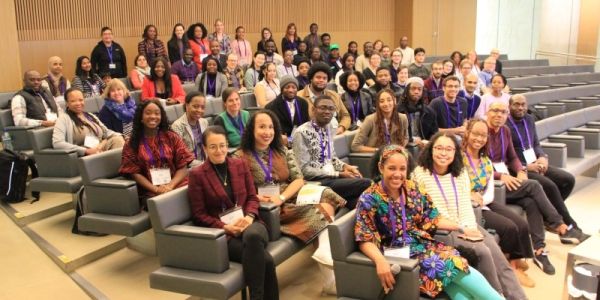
[
  {"xmin": 319, "ymin": 33, "xmax": 332, "ymax": 61},
  {"xmin": 292, "ymin": 94, "xmax": 371, "ymax": 209},
  {"xmin": 408, "ymin": 47, "xmax": 430, "ymax": 80},
  {"xmin": 458, "ymin": 73, "xmax": 482, "ymax": 119},
  {"xmin": 354, "ymin": 42, "xmax": 373, "ymax": 72},
  {"xmin": 303, "ymin": 23, "xmax": 321, "ymax": 51},
  {"xmin": 479, "ymin": 57, "xmax": 497, "ymax": 88},
  {"xmin": 171, "ymin": 48, "xmax": 199, "ymax": 84},
  {"xmin": 265, "ymin": 75, "xmax": 309, "ymax": 144},
  {"xmin": 327, "ymin": 44, "xmax": 342, "ymax": 77},
  {"xmin": 367, "ymin": 67, "xmax": 402, "ymax": 100},
  {"xmin": 202, "ymin": 40, "xmax": 227, "ymax": 70},
  {"xmin": 397, "ymin": 77, "xmax": 437, "ymax": 157},
  {"xmin": 396, "ymin": 36, "xmax": 415, "ymax": 66},
  {"xmin": 423, "ymin": 61, "xmax": 444, "ymax": 101},
  {"xmin": 298, "ymin": 62, "xmax": 351, "ymax": 135},
  {"xmin": 507, "ymin": 94, "xmax": 589, "ymax": 241},
  {"xmin": 264, "ymin": 40, "xmax": 283, "ymax": 66},
  {"xmin": 277, "ymin": 49, "xmax": 298, "ymax": 78},
  {"xmin": 223, "ymin": 53, "xmax": 244, "ymax": 90},
  {"xmin": 490, "ymin": 48, "xmax": 503, "ymax": 74},
  {"xmin": 90, "ymin": 27, "xmax": 127, "ymax": 78},
  {"xmin": 428, "ymin": 76, "xmax": 467, "ymax": 135},
  {"xmin": 379, "ymin": 45, "xmax": 392, "ymax": 68},
  {"xmin": 11, "ymin": 70, "xmax": 60, "ymax": 127},
  {"xmin": 486, "ymin": 102, "xmax": 584, "ymax": 275},
  {"xmin": 457, "ymin": 59, "xmax": 484, "ymax": 96}
]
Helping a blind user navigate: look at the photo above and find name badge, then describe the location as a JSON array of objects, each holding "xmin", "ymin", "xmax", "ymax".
[
  {"xmin": 83, "ymin": 135, "xmax": 100, "ymax": 148},
  {"xmin": 356, "ymin": 119, "xmax": 362, "ymax": 127},
  {"xmin": 109, "ymin": 63, "xmax": 116, "ymax": 69},
  {"xmin": 384, "ymin": 246, "xmax": 410, "ymax": 259},
  {"xmin": 258, "ymin": 183, "xmax": 280, "ymax": 197},
  {"xmin": 323, "ymin": 162, "xmax": 335, "ymax": 175},
  {"xmin": 45, "ymin": 112, "xmax": 58, "ymax": 122},
  {"xmin": 292, "ymin": 50, "xmax": 298, "ymax": 55},
  {"xmin": 219, "ymin": 206, "xmax": 244, "ymax": 224},
  {"xmin": 200, "ymin": 54, "xmax": 208, "ymax": 61},
  {"xmin": 150, "ymin": 168, "xmax": 171, "ymax": 186},
  {"xmin": 523, "ymin": 148, "xmax": 537, "ymax": 165},
  {"xmin": 493, "ymin": 162, "xmax": 509, "ymax": 174}
]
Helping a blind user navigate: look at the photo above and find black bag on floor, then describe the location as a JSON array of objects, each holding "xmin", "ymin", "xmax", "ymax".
[
  {"xmin": 71, "ymin": 187, "xmax": 106, "ymax": 236},
  {"xmin": 0, "ymin": 149, "xmax": 39, "ymax": 203}
]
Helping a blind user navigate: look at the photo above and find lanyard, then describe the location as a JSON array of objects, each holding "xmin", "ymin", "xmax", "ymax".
[
  {"xmin": 508, "ymin": 117, "xmax": 532, "ymax": 149},
  {"xmin": 198, "ymin": 40, "xmax": 207, "ymax": 53},
  {"xmin": 191, "ymin": 122, "xmax": 205, "ymax": 160},
  {"xmin": 142, "ymin": 133, "xmax": 166, "ymax": 168},
  {"xmin": 83, "ymin": 114, "xmax": 101, "ymax": 137},
  {"xmin": 383, "ymin": 118, "xmax": 391, "ymax": 145},
  {"xmin": 284, "ymin": 98, "xmax": 302, "ymax": 124},
  {"xmin": 432, "ymin": 173, "xmax": 460, "ymax": 219},
  {"xmin": 489, "ymin": 127, "xmax": 505, "ymax": 162},
  {"xmin": 106, "ymin": 45, "xmax": 114, "ymax": 63},
  {"xmin": 252, "ymin": 148, "xmax": 273, "ymax": 183},
  {"xmin": 465, "ymin": 152, "xmax": 489, "ymax": 192},
  {"xmin": 237, "ymin": 40, "xmax": 245, "ymax": 57},
  {"xmin": 207, "ymin": 76, "xmax": 216, "ymax": 95},
  {"xmin": 312, "ymin": 122, "xmax": 331, "ymax": 163},
  {"xmin": 442, "ymin": 98, "xmax": 462, "ymax": 127},
  {"xmin": 267, "ymin": 81, "xmax": 280, "ymax": 97},
  {"xmin": 253, "ymin": 70, "xmax": 258, "ymax": 86},
  {"xmin": 349, "ymin": 94, "xmax": 361, "ymax": 123},
  {"xmin": 465, "ymin": 94, "xmax": 476, "ymax": 118},
  {"xmin": 226, "ymin": 112, "xmax": 244, "ymax": 135},
  {"xmin": 381, "ymin": 181, "xmax": 409, "ymax": 245}
]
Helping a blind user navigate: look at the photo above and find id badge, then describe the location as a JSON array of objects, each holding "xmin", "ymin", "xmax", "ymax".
[
  {"xmin": 323, "ymin": 162, "xmax": 335, "ymax": 175},
  {"xmin": 292, "ymin": 50, "xmax": 298, "ymax": 55},
  {"xmin": 356, "ymin": 119, "xmax": 362, "ymax": 127},
  {"xmin": 493, "ymin": 162, "xmax": 509, "ymax": 174},
  {"xmin": 150, "ymin": 168, "xmax": 171, "ymax": 186},
  {"xmin": 523, "ymin": 148, "xmax": 537, "ymax": 165},
  {"xmin": 109, "ymin": 63, "xmax": 116, "ymax": 69},
  {"xmin": 83, "ymin": 135, "xmax": 100, "ymax": 148},
  {"xmin": 45, "ymin": 112, "xmax": 58, "ymax": 122},
  {"xmin": 258, "ymin": 183, "xmax": 280, "ymax": 197},
  {"xmin": 384, "ymin": 246, "xmax": 410, "ymax": 259},
  {"xmin": 219, "ymin": 206, "xmax": 244, "ymax": 224}
]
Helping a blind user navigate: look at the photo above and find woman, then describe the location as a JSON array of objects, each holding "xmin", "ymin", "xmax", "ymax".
[
  {"xmin": 442, "ymin": 59, "xmax": 455, "ymax": 78},
  {"xmin": 363, "ymin": 53, "xmax": 381, "ymax": 87},
  {"xmin": 188, "ymin": 126, "xmax": 278, "ymax": 300},
  {"xmin": 196, "ymin": 56, "xmax": 228, "ymax": 98},
  {"xmin": 257, "ymin": 27, "xmax": 276, "ymax": 53},
  {"xmin": 351, "ymin": 88, "xmax": 407, "ymax": 152},
  {"xmin": 293, "ymin": 41, "xmax": 308, "ymax": 66},
  {"xmin": 254, "ymin": 62, "xmax": 280, "ymax": 107},
  {"xmin": 53, "ymin": 88, "xmax": 124, "ymax": 156},
  {"xmin": 231, "ymin": 26, "xmax": 252, "ymax": 67},
  {"xmin": 474, "ymin": 74, "xmax": 510, "ymax": 119},
  {"xmin": 450, "ymin": 51, "xmax": 463, "ymax": 74},
  {"xmin": 372, "ymin": 39, "xmax": 384, "ymax": 53},
  {"xmin": 129, "ymin": 54, "xmax": 151, "ymax": 90},
  {"xmin": 137, "ymin": 24, "xmax": 167, "ymax": 65},
  {"xmin": 397, "ymin": 65, "xmax": 409, "ymax": 88},
  {"xmin": 281, "ymin": 23, "xmax": 301, "ymax": 53},
  {"xmin": 357, "ymin": 145, "xmax": 503, "ymax": 299},
  {"xmin": 296, "ymin": 60, "xmax": 311, "ymax": 90},
  {"xmin": 171, "ymin": 91, "xmax": 209, "ymax": 164},
  {"xmin": 42, "ymin": 56, "xmax": 71, "ymax": 101},
  {"xmin": 141, "ymin": 57, "xmax": 185, "ymax": 105},
  {"xmin": 462, "ymin": 119, "xmax": 535, "ymax": 287},
  {"xmin": 244, "ymin": 51, "xmax": 266, "ymax": 91},
  {"xmin": 187, "ymin": 23, "xmax": 210, "ymax": 71},
  {"xmin": 334, "ymin": 53, "xmax": 355, "ymax": 94},
  {"xmin": 167, "ymin": 23, "xmax": 189, "ymax": 64},
  {"xmin": 90, "ymin": 26, "xmax": 127, "ymax": 78},
  {"xmin": 346, "ymin": 41, "xmax": 358, "ymax": 58},
  {"xmin": 119, "ymin": 99, "xmax": 194, "ymax": 207},
  {"xmin": 224, "ymin": 53, "xmax": 245, "ymax": 90},
  {"xmin": 207, "ymin": 19, "xmax": 231, "ymax": 54},
  {"xmin": 214, "ymin": 87, "xmax": 250, "ymax": 147},
  {"xmin": 466, "ymin": 50, "xmax": 481, "ymax": 76},
  {"xmin": 72, "ymin": 56, "xmax": 106, "ymax": 98},
  {"xmin": 339, "ymin": 71, "xmax": 373, "ymax": 130},
  {"xmin": 99, "ymin": 79, "xmax": 136, "ymax": 137},
  {"xmin": 389, "ymin": 49, "xmax": 403, "ymax": 85}
]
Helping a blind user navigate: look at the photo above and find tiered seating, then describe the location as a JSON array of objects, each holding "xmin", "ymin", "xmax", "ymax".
[
  {"xmin": 0, "ymin": 91, "xmax": 37, "ymax": 153},
  {"xmin": 509, "ymin": 72, "xmax": 600, "ymax": 92},
  {"xmin": 523, "ymin": 84, "xmax": 600, "ymax": 117},
  {"xmin": 503, "ymin": 65, "xmax": 595, "ymax": 77}
]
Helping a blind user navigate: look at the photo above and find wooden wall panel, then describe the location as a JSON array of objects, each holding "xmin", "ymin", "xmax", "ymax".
[
  {"xmin": 576, "ymin": 0, "xmax": 600, "ymax": 58},
  {"xmin": 0, "ymin": 1, "xmax": 23, "ymax": 92}
]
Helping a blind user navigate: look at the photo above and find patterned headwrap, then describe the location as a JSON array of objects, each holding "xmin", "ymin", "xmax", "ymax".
[{"xmin": 379, "ymin": 144, "xmax": 409, "ymax": 164}]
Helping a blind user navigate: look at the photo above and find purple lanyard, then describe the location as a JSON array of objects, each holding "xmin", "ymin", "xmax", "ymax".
[
  {"xmin": 381, "ymin": 181, "xmax": 409, "ymax": 245},
  {"xmin": 465, "ymin": 152, "xmax": 490, "ymax": 191},
  {"xmin": 267, "ymin": 81, "xmax": 279, "ymax": 97},
  {"xmin": 432, "ymin": 173, "xmax": 460, "ymax": 219},
  {"xmin": 226, "ymin": 112, "xmax": 244, "ymax": 135},
  {"xmin": 312, "ymin": 122, "xmax": 331, "ymax": 163},
  {"xmin": 489, "ymin": 127, "xmax": 505, "ymax": 162},
  {"xmin": 237, "ymin": 40, "xmax": 245, "ymax": 57},
  {"xmin": 349, "ymin": 94, "xmax": 361, "ymax": 123},
  {"xmin": 83, "ymin": 114, "xmax": 101, "ymax": 137},
  {"xmin": 192, "ymin": 123, "xmax": 205, "ymax": 160},
  {"xmin": 508, "ymin": 117, "xmax": 532, "ymax": 149},
  {"xmin": 207, "ymin": 77, "xmax": 216, "ymax": 93},
  {"xmin": 198, "ymin": 40, "xmax": 207, "ymax": 53},
  {"xmin": 252, "ymin": 148, "xmax": 273, "ymax": 183},
  {"xmin": 383, "ymin": 119, "xmax": 391, "ymax": 145},
  {"xmin": 284, "ymin": 65, "xmax": 292, "ymax": 75},
  {"xmin": 142, "ymin": 134, "xmax": 166, "ymax": 168},
  {"xmin": 284, "ymin": 98, "xmax": 302, "ymax": 124},
  {"xmin": 106, "ymin": 45, "xmax": 114, "ymax": 63},
  {"xmin": 442, "ymin": 98, "xmax": 462, "ymax": 127},
  {"xmin": 465, "ymin": 95, "xmax": 475, "ymax": 118}
]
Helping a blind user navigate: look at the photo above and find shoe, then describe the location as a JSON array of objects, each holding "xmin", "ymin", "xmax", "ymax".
[
  {"xmin": 515, "ymin": 259, "xmax": 529, "ymax": 271},
  {"xmin": 514, "ymin": 269, "xmax": 535, "ymax": 288},
  {"xmin": 533, "ymin": 250, "xmax": 555, "ymax": 275},
  {"xmin": 559, "ymin": 226, "xmax": 589, "ymax": 245},
  {"xmin": 574, "ymin": 227, "xmax": 591, "ymax": 243}
]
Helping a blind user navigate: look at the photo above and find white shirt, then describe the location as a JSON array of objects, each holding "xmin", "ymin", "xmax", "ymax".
[{"xmin": 398, "ymin": 46, "xmax": 415, "ymax": 65}]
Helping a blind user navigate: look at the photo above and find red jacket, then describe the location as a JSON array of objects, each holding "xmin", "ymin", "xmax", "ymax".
[
  {"xmin": 140, "ymin": 74, "xmax": 185, "ymax": 104},
  {"xmin": 188, "ymin": 38, "xmax": 210, "ymax": 71},
  {"xmin": 188, "ymin": 157, "xmax": 260, "ymax": 229}
]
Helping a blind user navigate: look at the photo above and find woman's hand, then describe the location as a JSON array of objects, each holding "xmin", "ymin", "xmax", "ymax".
[
  {"xmin": 463, "ymin": 227, "xmax": 484, "ymax": 239},
  {"xmin": 223, "ymin": 224, "xmax": 242, "ymax": 237},
  {"xmin": 166, "ymin": 98, "xmax": 179, "ymax": 105},
  {"xmin": 471, "ymin": 192, "xmax": 484, "ymax": 207},
  {"xmin": 375, "ymin": 260, "xmax": 396, "ymax": 294}
]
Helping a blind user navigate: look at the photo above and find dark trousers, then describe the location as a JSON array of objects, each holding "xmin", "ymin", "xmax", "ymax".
[
  {"xmin": 319, "ymin": 177, "xmax": 372, "ymax": 209},
  {"xmin": 528, "ymin": 165, "xmax": 577, "ymax": 227},
  {"xmin": 505, "ymin": 179, "xmax": 564, "ymax": 250},
  {"xmin": 228, "ymin": 222, "xmax": 279, "ymax": 300},
  {"xmin": 484, "ymin": 202, "xmax": 534, "ymax": 259}
]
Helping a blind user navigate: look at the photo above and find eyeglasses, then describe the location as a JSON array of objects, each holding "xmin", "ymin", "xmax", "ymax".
[
  {"xmin": 316, "ymin": 105, "xmax": 336, "ymax": 112},
  {"xmin": 207, "ymin": 144, "xmax": 228, "ymax": 151},
  {"xmin": 489, "ymin": 108, "xmax": 508, "ymax": 115},
  {"xmin": 469, "ymin": 132, "xmax": 487, "ymax": 139},
  {"xmin": 433, "ymin": 146, "xmax": 456, "ymax": 153}
]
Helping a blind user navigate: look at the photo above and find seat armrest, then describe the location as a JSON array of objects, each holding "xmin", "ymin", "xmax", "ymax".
[
  {"xmin": 38, "ymin": 148, "xmax": 78, "ymax": 155},
  {"xmin": 4, "ymin": 125, "xmax": 39, "ymax": 131},
  {"xmin": 567, "ymin": 128, "xmax": 600, "ymax": 149},
  {"xmin": 348, "ymin": 152, "xmax": 376, "ymax": 178},
  {"xmin": 494, "ymin": 181, "xmax": 506, "ymax": 206},
  {"xmin": 547, "ymin": 134, "xmax": 585, "ymax": 158},
  {"xmin": 346, "ymin": 252, "xmax": 419, "ymax": 271},
  {"xmin": 165, "ymin": 224, "xmax": 225, "ymax": 239},
  {"xmin": 586, "ymin": 121, "xmax": 600, "ymax": 129},
  {"xmin": 90, "ymin": 178, "xmax": 136, "ymax": 188},
  {"xmin": 540, "ymin": 142, "xmax": 567, "ymax": 168},
  {"xmin": 259, "ymin": 202, "xmax": 281, "ymax": 241}
]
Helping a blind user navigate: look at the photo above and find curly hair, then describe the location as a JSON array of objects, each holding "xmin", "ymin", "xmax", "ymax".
[
  {"xmin": 308, "ymin": 61, "xmax": 331, "ymax": 81},
  {"xmin": 186, "ymin": 23, "xmax": 207, "ymax": 41},
  {"xmin": 374, "ymin": 89, "xmax": 402, "ymax": 146},
  {"xmin": 417, "ymin": 132, "xmax": 464, "ymax": 177},
  {"xmin": 239, "ymin": 110, "xmax": 285, "ymax": 155},
  {"xmin": 339, "ymin": 71, "xmax": 365, "ymax": 93},
  {"xmin": 129, "ymin": 99, "xmax": 170, "ymax": 152}
]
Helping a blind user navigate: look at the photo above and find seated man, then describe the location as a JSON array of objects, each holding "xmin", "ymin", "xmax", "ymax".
[
  {"xmin": 171, "ymin": 48, "xmax": 199, "ymax": 84},
  {"xmin": 507, "ymin": 94, "xmax": 589, "ymax": 242},
  {"xmin": 397, "ymin": 77, "xmax": 437, "ymax": 156},
  {"xmin": 458, "ymin": 73, "xmax": 482, "ymax": 119},
  {"xmin": 354, "ymin": 41, "xmax": 373, "ymax": 73},
  {"xmin": 423, "ymin": 60, "xmax": 444, "ymax": 101},
  {"xmin": 479, "ymin": 57, "xmax": 497, "ymax": 90},
  {"xmin": 367, "ymin": 67, "xmax": 403, "ymax": 101},
  {"xmin": 408, "ymin": 47, "xmax": 430, "ymax": 80},
  {"xmin": 265, "ymin": 75, "xmax": 310, "ymax": 144},
  {"xmin": 264, "ymin": 40, "xmax": 284, "ymax": 66},
  {"xmin": 11, "ymin": 70, "xmax": 60, "ymax": 128},
  {"xmin": 201, "ymin": 40, "xmax": 227, "ymax": 70},
  {"xmin": 428, "ymin": 76, "xmax": 467, "ymax": 136},
  {"xmin": 292, "ymin": 95, "xmax": 371, "ymax": 209},
  {"xmin": 277, "ymin": 49, "xmax": 298, "ymax": 78}
]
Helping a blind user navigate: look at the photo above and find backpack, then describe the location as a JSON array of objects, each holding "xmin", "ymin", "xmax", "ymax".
[{"xmin": 0, "ymin": 149, "xmax": 39, "ymax": 203}]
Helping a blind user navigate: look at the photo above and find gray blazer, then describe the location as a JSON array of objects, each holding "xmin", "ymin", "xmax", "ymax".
[
  {"xmin": 52, "ymin": 112, "xmax": 120, "ymax": 156},
  {"xmin": 194, "ymin": 72, "xmax": 228, "ymax": 98}
]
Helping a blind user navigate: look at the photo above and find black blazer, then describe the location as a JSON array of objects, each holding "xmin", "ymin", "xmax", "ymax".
[
  {"xmin": 167, "ymin": 37, "xmax": 190, "ymax": 64},
  {"xmin": 265, "ymin": 94, "xmax": 310, "ymax": 137}
]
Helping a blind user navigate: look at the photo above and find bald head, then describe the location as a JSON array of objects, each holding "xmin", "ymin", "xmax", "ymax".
[
  {"xmin": 23, "ymin": 70, "xmax": 42, "ymax": 91},
  {"xmin": 509, "ymin": 94, "xmax": 528, "ymax": 119},
  {"xmin": 483, "ymin": 57, "xmax": 496, "ymax": 71},
  {"xmin": 47, "ymin": 56, "xmax": 64, "ymax": 76},
  {"xmin": 464, "ymin": 73, "xmax": 479, "ymax": 94},
  {"xmin": 486, "ymin": 102, "xmax": 509, "ymax": 129}
]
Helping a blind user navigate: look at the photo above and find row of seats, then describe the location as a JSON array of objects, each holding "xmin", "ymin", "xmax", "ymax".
[
  {"xmin": 503, "ymin": 64, "xmax": 595, "ymax": 77},
  {"xmin": 423, "ymin": 53, "xmax": 509, "ymax": 63},
  {"xmin": 509, "ymin": 72, "xmax": 600, "ymax": 90}
]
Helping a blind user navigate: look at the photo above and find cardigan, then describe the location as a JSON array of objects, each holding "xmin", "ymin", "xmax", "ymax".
[
  {"xmin": 230, "ymin": 39, "xmax": 253, "ymax": 66},
  {"xmin": 137, "ymin": 39, "xmax": 167, "ymax": 64},
  {"xmin": 213, "ymin": 110, "xmax": 250, "ymax": 147},
  {"xmin": 350, "ymin": 113, "xmax": 409, "ymax": 152},
  {"xmin": 170, "ymin": 114, "xmax": 209, "ymax": 159},
  {"xmin": 52, "ymin": 112, "xmax": 120, "ymax": 156},
  {"xmin": 195, "ymin": 72, "xmax": 228, "ymax": 98},
  {"xmin": 140, "ymin": 75, "xmax": 186, "ymax": 103}
]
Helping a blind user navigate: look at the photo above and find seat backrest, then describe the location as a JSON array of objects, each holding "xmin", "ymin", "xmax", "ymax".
[
  {"xmin": 182, "ymin": 83, "xmax": 196, "ymax": 95},
  {"xmin": 84, "ymin": 97, "xmax": 100, "ymax": 114},
  {"xmin": 329, "ymin": 209, "xmax": 357, "ymax": 261},
  {"xmin": 0, "ymin": 109, "xmax": 14, "ymax": 130},
  {"xmin": 0, "ymin": 92, "xmax": 15, "ymax": 109},
  {"xmin": 584, "ymin": 105, "xmax": 600, "ymax": 122},
  {"xmin": 29, "ymin": 127, "xmax": 53, "ymax": 152},
  {"xmin": 165, "ymin": 105, "xmax": 178, "ymax": 124},
  {"xmin": 95, "ymin": 96, "xmax": 105, "ymax": 110},
  {"xmin": 78, "ymin": 148, "xmax": 122, "ymax": 185},
  {"xmin": 147, "ymin": 186, "xmax": 192, "ymax": 234},
  {"xmin": 210, "ymin": 98, "xmax": 224, "ymax": 116},
  {"xmin": 535, "ymin": 119, "xmax": 551, "ymax": 140},
  {"xmin": 173, "ymin": 103, "xmax": 185, "ymax": 118},
  {"xmin": 563, "ymin": 109, "xmax": 587, "ymax": 129},
  {"xmin": 334, "ymin": 133, "xmax": 349, "ymax": 161},
  {"xmin": 130, "ymin": 91, "xmax": 141, "ymax": 104},
  {"xmin": 345, "ymin": 130, "xmax": 356, "ymax": 150},
  {"xmin": 241, "ymin": 93, "xmax": 257, "ymax": 108}
]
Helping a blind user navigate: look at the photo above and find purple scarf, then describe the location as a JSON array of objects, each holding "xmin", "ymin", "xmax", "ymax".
[{"xmin": 105, "ymin": 96, "xmax": 136, "ymax": 122}]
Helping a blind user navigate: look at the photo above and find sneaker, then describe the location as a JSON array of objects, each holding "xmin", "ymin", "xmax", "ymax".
[
  {"xmin": 515, "ymin": 259, "xmax": 529, "ymax": 271},
  {"xmin": 560, "ymin": 226, "xmax": 589, "ymax": 245},
  {"xmin": 575, "ymin": 227, "xmax": 591, "ymax": 243},
  {"xmin": 514, "ymin": 269, "xmax": 535, "ymax": 288},
  {"xmin": 533, "ymin": 250, "xmax": 555, "ymax": 275}
]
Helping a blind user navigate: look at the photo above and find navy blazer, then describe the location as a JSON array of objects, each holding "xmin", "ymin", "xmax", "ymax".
[{"xmin": 188, "ymin": 157, "xmax": 260, "ymax": 229}]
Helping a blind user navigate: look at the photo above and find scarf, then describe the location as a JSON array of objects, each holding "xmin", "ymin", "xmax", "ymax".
[
  {"xmin": 46, "ymin": 73, "xmax": 67, "ymax": 97},
  {"xmin": 104, "ymin": 96, "xmax": 136, "ymax": 122}
]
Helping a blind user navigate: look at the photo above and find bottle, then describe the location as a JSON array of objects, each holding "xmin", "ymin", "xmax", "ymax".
[{"xmin": 2, "ymin": 131, "xmax": 13, "ymax": 151}]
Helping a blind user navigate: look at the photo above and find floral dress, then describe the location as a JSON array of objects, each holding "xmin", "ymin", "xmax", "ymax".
[{"xmin": 354, "ymin": 180, "xmax": 469, "ymax": 298}]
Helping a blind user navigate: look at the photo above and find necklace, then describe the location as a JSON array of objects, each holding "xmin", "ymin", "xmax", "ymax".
[{"xmin": 213, "ymin": 164, "xmax": 228, "ymax": 186}]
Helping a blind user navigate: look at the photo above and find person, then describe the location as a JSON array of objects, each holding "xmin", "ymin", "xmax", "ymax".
[
  {"xmin": 265, "ymin": 76, "xmax": 309, "ymax": 144},
  {"xmin": 201, "ymin": 40, "xmax": 227, "ymax": 71},
  {"xmin": 362, "ymin": 53, "xmax": 380, "ymax": 87},
  {"xmin": 293, "ymin": 41, "xmax": 308, "ymax": 66},
  {"xmin": 388, "ymin": 49, "xmax": 403, "ymax": 85},
  {"xmin": 339, "ymin": 71, "xmax": 373, "ymax": 130},
  {"xmin": 308, "ymin": 46, "xmax": 324, "ymax": 65},
  {"xmin": 442, "ymin": 59, "xmax": 456, "ymax": 78},
  {"xmin": 326, "ymin": 44, "xmax": 342, "ymax": 79},
  {"xmin": 397, "ymin": 65, "xmax": 409, "ymax": 88},
  {"xmin": 186, "ymin": 23, "xmax": 210, "ymax": 71},
  {"xmin": 485, "ymin": 101, "xmax": 583, "ymax": 275},
  {"xmin": 129, "ymin": 54, "xmax": 151, "ymax": 90},
  {"xmin": 372, "ymin": 40, "xmax": 383, "ymax": 54},
  {"xmin": 397, "ymin": 77, "xmax": 438, "ymax": 150},
  {"xmin": 137, "ymin": 24, "xmax": 167, "ymax": 65},
  {"xmin": 119, "ymin": 99, "xmax": 194, "ymax": 207},
  {"xmin": 466, "ymin": 50, "xmax": 481, "ymax": 76},
  {"xmin": 424, "ymin": 61, "xmax": 445, "ymax": 102},
  {"xmin": 264, "ymin": 40, "xmax": 283, "ymax": 66},
  {"xmin": 408, "ymin": 48, "xmax": 430, "ymax": 80},
  {"xmin": 214, "ymin": 88, "xmax": 249, "ymax": 148},
  {"xmin": 257, "ymin": 27, "xmax": 276, "ymax": 53},
  {"xmin": 277, "ymin": 49, "xmax": 298, "ymax": 78},
  {"xmin": 42, "ymin": 56, "xmax": 71, "ymax": 101},
  {"xmin": 91, "ymin": 27, "xmax": 127, "ymax": 79},
  {"xmin": 459, "ymin": 74, "xmax": 482, "ymax": 119},
  {"xmin": 170, "ymin": 48, "xmax": 200, "ymax": 84},
  {"xmin": 207, "ymin": 18, "xmax": 231, "ymax": 54},
  {"xmin": 479, "ymin": 57, "xmax": 497, "ymax": 89},
  {"xmin": 298, "ymin": 62, "xmax": 351, "ymax": 135},
  {"xmin": 462, "ymin": 118, "xmax": 536, "ymax": 288},
  {"xmin": 98, "ymin": 79, "xmax": 136, "ymax": 137},
  {"xmin": 334, "ymin": 53, "xmax": 356, "ymax": 94},
  {"xmin": 396, "ymin": 36, "xmax": 415, "ymax": 66},
  {"xmin": 367, "ymin": 67, "xmax": 403, "ymax": 101},
  {"xmin": 356, "ymin": 144, "xmax": 504, "ymax": 299},
  {"xmin": 11, "ymin": 70, "xmax": 60, "ymax": 127},
  {"xmin": 490, "ymin": 48, "xmax": 503, "ymax": 74},
  {"xmin": 187, "ymin": 126, "xmax": 278, "ymax": 300},
  {"xmin": 351, "ymin": 89, "xmax": 408, "ymax": 152},
  {"xmin": 412, "ymin": 132, "xmax": 527, "ymax": 299},
  {"xmin": 292, "ymin": 95, "xmax": 371, "ymax": 209},
  {"xmin": 53, "ymin": 87, "xmax": 124, "ymax": 156},
  {"xmin": 254, "ymin": 62, "xmax": 281, "ymax": 107},
  {"xmin": 223, "ymin": 53, "xmax": 245, "ymax": 90},
  {"xmin": 345, "ymin": 41, "xmax": 358, "ymax": 58},
  {"xmin": 428, "ymin": 76, "xmax": 467, "ymax": 136},
  {"xmin": 303, "ymin": 23, "xmax": 320, "ymax": 50},
  {"xmin": 457, "ymin": 59, "xmax": 484, "ymax": 96},
  {"xmin": 195, "ymin": 56, "xmax": 227, "ymax": 98},
  {"xmin": 141, "ymin": 57, "xmax": 185, "ymax": 105},
  {"xmin": 244, "ymin": 51, "xmax": 266, "ymax": 91},
  {"xmin": 231, "ymin": 26, "xmax": 252, "ymax": 67},
  {"xmin": 281, "ymin": 23, "xmax": 301, "ymax": 53},
  {"xmin": 72, "ymin": 55, "xmax": 106, "ymax": 98},
  {"xmin": 167, "ymin": 23, "xmax": 188, "ymax": 64},
  {"xmin": 295, "ymin": 60, "xmax": 310, "ymax": 90},
  {"xmin": 507, "ymin": 94, "xmax": 589, "ymax": 241},
  {"xmin": 450, "ymin": 51, "xmax": 463, "ymax": 74},
  {"xmin": 474, "ymin": 74, "xmax": 510, "ymax": 120},
  {"xmin": 319, "ymin": 33, "xmax": 332, "ymax": 61},
  {"xmin": 171, "ymin": 91, "xmax": 209, "ymax": 164},
  {"xmin": 354, "ymin": 41, "xmax": 373, "ymax": 73},
  {"xmin": 379, "ymin": 45, "xmax": 392, "ymax": 68}
]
